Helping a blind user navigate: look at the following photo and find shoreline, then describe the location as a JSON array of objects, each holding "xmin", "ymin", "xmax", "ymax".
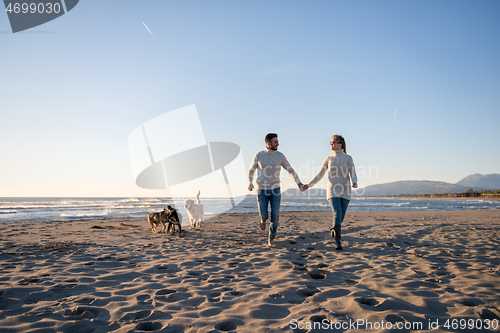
[
  {"xmin": 373, "ymin": 195, "xmax": 500, "ymax": 202},
  {"xmin": 2, "ymin": 202, "xmax": 500, "ymax": 225},
  {"xmin": 2, "ymin": 196, "xmax": 499, "ymax": 225}
]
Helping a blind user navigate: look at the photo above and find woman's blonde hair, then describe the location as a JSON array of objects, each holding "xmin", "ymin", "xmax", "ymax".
[{"xmin": 332, "ymin": 134, "xmax": 346, "ymax": 153}]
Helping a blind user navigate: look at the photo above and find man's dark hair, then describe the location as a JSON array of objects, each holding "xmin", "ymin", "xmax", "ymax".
[{"xmin": 265, "ymin": 133, "xmax": 278, "ymax": 143}]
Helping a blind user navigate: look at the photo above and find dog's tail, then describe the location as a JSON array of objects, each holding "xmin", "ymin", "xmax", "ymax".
[{"xmin": 196, "ymin": 189, "xmax": 201, "ymax": 204}]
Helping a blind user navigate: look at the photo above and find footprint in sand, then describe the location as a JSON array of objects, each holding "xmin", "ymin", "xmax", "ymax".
[
  {"xmin": 460, "ymin": 298, "xmax": 484, "ymax": 307},
  {"xmin": 311, "ymin": 314, "xmax": 328, "ymax": 324},
  {"xmin": 343, "ymin": 279, "xmax": 359, "ymax": 285},
  {"xmin": 200, "ymin": 307, "xmax": 224, "ymax": 317},
  {"xmin": 135, "ymin": 321, "xmax": 163, "ymax": 331},
  {"xmin": 75, "ymin": 297, "xmax": 95, "ymax": 305},
  {"xmin": 207, "ymin": 292, "xmax": 221, "ymax": 303},
  {"xmin": 411, "ymin": 290, "xmax": 439, "ymax": 297},
  {"xmin": 297, "ymin": 287, "xmax": 319, "ymax": 297},
  {"xmin": 355, "ymin": 296, "xmax": 379, "ymax": 306},
  {"xmin": 385, "ymin": 314, "xmax": 406, "ymax": 324},
  {"xmin": 249, "ymin": 304, "xmax": 290, "ymax": 319},
  {"xmin": 155, "ymin": 289, "xmax": 177, "ymax": 296},
  {"xmin": 480, "ymin": 308, "xmax": 500, "ymax": 320},
  {"xmin": 268, "ymin": 293, "xmax": 285, "ymax": 300},
  {"xmin": 214, "ymin": 320, "xmax": 238, "ymax": 331},
  {"xmin": 401, "ymin": 280, "xmax": 440, "ymax": 289},
  {"xmin": 154, "ymin": 264, "xmax": 169, "ymax": 270},
  {"xmin": 425, "ymin": 278, "xmax": 441, "ymax": 283},
  {"xmin": 314, "ymin": 289, "xmax": 351, "ymax": 302},
  {"xmin": 120, "ymin": 309, "xmax": 152, "ymax": 321},
  {"xmin": 307, "ymin": 269, "xmax": 326, "ymax": 280},
  {"xmin": 63, "ymin": 306, "xmax": 101, "ymax": 319},
  {"xmin": 17, "ymin": 277, "xmax": 40, "ymax": 285},
  {"xmin": 136, "ymin": 294, "xmax": 151, "ymax": 303},
  {"xmin": 222, "ymin": 287, "xmax": 244, "ymax": 297},
  {"xmin": 293, "ymin": 262, "xmax": 307, "ymax": 271},
  {"xmin": 228, "ymin": 261, "xmax": 239, "ymax": 267}
]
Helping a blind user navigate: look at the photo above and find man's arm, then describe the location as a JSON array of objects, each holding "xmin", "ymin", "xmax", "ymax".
[
  {"xmin": 247, "ymin": 154, "xmax": 259, "ymax": 191},
  {"xmin": 280, "ymin": 154, "xmax": 303, "ymax": 189}
]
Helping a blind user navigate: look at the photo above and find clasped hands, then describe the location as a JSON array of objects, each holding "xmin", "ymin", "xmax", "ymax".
[
  {"xmin": 248, "ymin": 183, "xmax": 310, "ymax": 191},
  {"xmin": 298, "ymin": 183, "xmax": 309, "ymax": 192},
  {"xmin": 299, "ymin": 182, "xmax": 358, "ymax": 192},
  {"xmin": 249, "ymin": 183, "xmax": 358, "ymax": 192}
]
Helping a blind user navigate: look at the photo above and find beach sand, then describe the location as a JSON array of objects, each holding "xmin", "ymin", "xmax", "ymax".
[{"xmin": 1, "ymin": 210, "xmax": 499, "ymax": 332}]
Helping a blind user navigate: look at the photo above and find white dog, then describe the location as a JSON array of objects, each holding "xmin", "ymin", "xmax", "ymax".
[{"xmin": 184, "ymin": 190, "xmax": 204, "ymax": 228}]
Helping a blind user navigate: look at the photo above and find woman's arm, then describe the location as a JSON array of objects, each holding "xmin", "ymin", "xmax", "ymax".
[
  {"xmin": 349, "ymin": 156, "xmax": 358, "ymax": 188},
  {"xmin": 308, "ymin": 157, "xmax": 329, "ymax": 188}
]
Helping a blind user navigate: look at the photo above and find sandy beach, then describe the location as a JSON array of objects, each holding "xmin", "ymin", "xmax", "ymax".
[{"xmin": 1, "ymin": 210, "xmax": 499, "ymax": 332}]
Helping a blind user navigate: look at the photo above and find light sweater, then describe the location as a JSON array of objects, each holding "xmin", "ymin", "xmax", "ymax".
[
  {"xmin": 248, "ymin": 149, "xmax": 301, "ymax": 190},
  {"xmin": 308, "ymin": 150, "xmax": 357, "ymax": 200}
]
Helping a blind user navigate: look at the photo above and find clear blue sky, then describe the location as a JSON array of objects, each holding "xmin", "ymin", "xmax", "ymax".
[{"xmin": 1, "ymin": 0, "xmax": 499, "ymax": 197}]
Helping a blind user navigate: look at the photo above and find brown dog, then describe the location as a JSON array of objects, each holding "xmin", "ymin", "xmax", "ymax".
[
  {"xmin": 148, "ymin": 206, "xmax": 182, "ymax": 236},
  {"xmin": 148, "ymin": 208, "xmax": 169, "ymax": 233}
]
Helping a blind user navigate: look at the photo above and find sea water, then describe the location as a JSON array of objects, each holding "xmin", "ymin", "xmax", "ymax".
[{"xmin": 0, "ymin": 196, "xmax": 499, "ymax": 224}]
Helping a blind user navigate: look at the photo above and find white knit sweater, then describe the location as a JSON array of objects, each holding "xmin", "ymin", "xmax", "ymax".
[
  {"xmin": 248, "ymin": 149, "xmax": 301, "ymax": 190},
  {"xmin": 308, "ymin": 150, "xmax": 357, "ymax": 200}
]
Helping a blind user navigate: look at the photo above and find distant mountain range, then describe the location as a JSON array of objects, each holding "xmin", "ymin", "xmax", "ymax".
[
  {"xmin": 455, "ymin": 173, "xmax": 500, "ymax": 190},
  {"xmin": 353, "ymin": 173, "xmax": 500, "ymax": 196},
  {"xmin": 353, "ymin": 181, "xmax": 471, "ymax": 196},
  {"xmin": 279, "ymin": 174, "xmax": 500, "ymax": 197}
]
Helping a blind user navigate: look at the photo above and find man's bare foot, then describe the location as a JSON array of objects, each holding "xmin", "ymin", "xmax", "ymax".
[
  {"xmin": 260, "ymin": 220, "xmax": 266, "ymax": 231},
  {"xmin": 268, "ymin": 238, "xmax": 274, "ymax": 246}
]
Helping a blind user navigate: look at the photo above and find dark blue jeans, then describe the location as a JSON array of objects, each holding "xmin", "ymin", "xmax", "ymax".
[
  {"xmin": 257, "ymin": 188, "xmax": 281, "ymax": 240},
  {"xmin": 328, "ymin": 197, "xmax": 350, "ymax": 227}
]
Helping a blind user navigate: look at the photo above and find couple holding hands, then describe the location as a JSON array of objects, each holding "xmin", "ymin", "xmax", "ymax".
[{"xmin": 248, "ymin": 133, "xmax": 358, "ymax": 249}]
